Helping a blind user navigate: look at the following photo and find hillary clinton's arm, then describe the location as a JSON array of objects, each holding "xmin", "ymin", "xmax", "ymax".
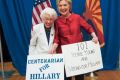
[{"xmin": 79, "ymin": 16, "xmax": 98, "ymax": 43}]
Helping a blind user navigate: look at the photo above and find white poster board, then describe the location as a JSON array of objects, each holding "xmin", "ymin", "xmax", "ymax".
[
  {"xmin": 62, "ymin": 41, "xmax": 103, "ymax": 77},
  {"xmin": 26, "ymin": 54, "xmax": 64, "ymax": 80}
]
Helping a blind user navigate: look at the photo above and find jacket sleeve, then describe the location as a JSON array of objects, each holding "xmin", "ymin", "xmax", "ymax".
[
  {"xmin": 29, "ymin": 29, "xmax": 38, "ymax": 55},
  {"xmin": 79, "ymin": 16, "xmax": 94, "ymax": 34},
  {"xmin": 54, "ymin": 21, "xmax": 60, "ymax": 45}
]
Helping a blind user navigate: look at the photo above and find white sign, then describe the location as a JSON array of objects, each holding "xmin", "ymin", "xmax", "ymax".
[
  {"xmin": 62, "ymin": 41, "xmax": 103, "ymax": 77},
  {"xmin": 26, "ymin": 54, "xmax": 64, "ymax": 80}
]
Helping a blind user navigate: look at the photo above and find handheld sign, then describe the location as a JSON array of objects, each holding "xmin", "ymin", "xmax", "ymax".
[
  {"xmin": 26, "ymin": 54, "xmax": 64, "ymax": 80},
  {"xmin": 62, "ymin": 41, "xmax": 103, "ymax": 77}
]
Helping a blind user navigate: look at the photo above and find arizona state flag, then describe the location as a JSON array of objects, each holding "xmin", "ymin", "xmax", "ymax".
[{"xmin": 83, "ymin": 0, "xmax": 105, "ymax": 47}]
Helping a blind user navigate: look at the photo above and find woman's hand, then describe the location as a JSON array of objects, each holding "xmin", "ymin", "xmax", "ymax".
[
  {"xmin": 49, "ymin": 43, "xmax": 58, "ymax": 54},
  {"xmin": 92, "ymin": 37, "xmax": 98, "ymax": 44},
  {"xmin": 91, "ymin": 32, "xmax": 98, "ymax": 44}
]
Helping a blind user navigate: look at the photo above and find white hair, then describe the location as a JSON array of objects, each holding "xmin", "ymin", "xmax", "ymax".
[{"xmin": 40, "ymin": 7, "xmax": 57, "ymax": 20}]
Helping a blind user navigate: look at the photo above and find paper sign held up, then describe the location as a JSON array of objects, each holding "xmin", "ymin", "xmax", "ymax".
[
  {"xmin": 62, "ymin": 41, "xmax": 103, "ymax": 77},
  {"xmin": 26, "ymin": 54, "xmax": 64, "ymax": 80}
]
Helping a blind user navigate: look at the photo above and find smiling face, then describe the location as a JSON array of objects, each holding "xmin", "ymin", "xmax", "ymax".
[
  {"xmin": 57, "ymin": 0, "xmax": 71, "ymax": 17},
  {"xmin": 42, "ymin": 14, "xmax": 54, "ymax": 28}
]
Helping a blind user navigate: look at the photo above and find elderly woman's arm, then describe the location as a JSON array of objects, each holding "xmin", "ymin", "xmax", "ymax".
[
  {"xmin": 49, "ymin": 43, "xmax": 58, "ymax": 54},
  {"xmin": 29, "ymin": 30, "xmax": 38, "ymax": 55}
]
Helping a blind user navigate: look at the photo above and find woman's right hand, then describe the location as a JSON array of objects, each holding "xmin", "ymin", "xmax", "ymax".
[{"xmin": 49, "ymin": 43, "xmax": 58, "ymax": 54}]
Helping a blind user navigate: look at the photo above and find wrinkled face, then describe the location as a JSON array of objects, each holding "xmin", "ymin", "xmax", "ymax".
[
  {"xmin": 58, "ymin": 0, "xmax": 71, "ymax": 17},
  {"xmin": 42, "ymin": 14, "xmax": 54, "ymax": 28}
]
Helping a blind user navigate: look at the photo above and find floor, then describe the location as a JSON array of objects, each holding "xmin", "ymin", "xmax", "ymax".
[{"xmin": 0, "ymin": 62, "xmax": 120, "ymax": 80}]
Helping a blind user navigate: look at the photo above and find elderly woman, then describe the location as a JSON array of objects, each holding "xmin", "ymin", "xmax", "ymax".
[{"xmin": 29, "ymin": 7, "xmax": 57, "ymax": 55}]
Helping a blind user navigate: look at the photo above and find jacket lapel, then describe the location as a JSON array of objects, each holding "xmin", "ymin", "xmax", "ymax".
[
  {"xmin": 40, "ymin": 24, "xmax": 49, "ymax": 47},
  {"xmin": 49, "ymin": 24, "xmax": 54, "ymax": 47}
]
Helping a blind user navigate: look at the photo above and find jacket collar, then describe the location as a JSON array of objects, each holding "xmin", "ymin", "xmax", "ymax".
[{"xmin": 59, "ymin": 13, "xmax": 73, "ymax": 23}]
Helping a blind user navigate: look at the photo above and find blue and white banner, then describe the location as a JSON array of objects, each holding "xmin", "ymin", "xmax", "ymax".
[{"xmin": 26, "ymin": 54, "xmax": 64, "ymax": 80}]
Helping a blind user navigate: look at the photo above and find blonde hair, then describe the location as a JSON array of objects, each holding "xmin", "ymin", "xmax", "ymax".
[
  {"xmin": 40, "ymin": 7, "xmax": 57, "ymax": 20},
  {"xmin": 56, "ymin": 0, "xmax": 72, "ymax": 12},
  {"xmin": 56, "ymin": 0, "xmax": 72, "ymax": 5}
]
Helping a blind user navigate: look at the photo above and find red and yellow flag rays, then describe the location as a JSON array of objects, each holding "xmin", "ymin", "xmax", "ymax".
[{"xmin": 83, "ymin": 0, "xmax": 105, "ymax": 47}]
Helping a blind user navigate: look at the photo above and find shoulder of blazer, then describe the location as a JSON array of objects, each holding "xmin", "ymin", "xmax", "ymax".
[{"xmin": 33, "ymin": 23, "xmax": 44, "ymax": 32}]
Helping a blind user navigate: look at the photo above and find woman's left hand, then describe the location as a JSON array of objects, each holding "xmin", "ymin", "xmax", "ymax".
[{"xmin": 92, "ymin": 37, "xmax": 98, "ymax": 44}]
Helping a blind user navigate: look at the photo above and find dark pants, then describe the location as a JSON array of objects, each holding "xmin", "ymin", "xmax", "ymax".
[
  {"xmin": 75, "ymin": 74, "xmax": 84, "ymax": 80},
  {"xmin": 64, "ymin": 68, "xmax": 84, "ymax": 80},
  {"xmin": 64, "ymin": 74, "xmax": 84, "ymax": 80}
]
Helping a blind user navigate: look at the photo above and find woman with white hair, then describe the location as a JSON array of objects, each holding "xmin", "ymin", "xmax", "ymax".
[{"xmin": 29, "ymin": 7, "xmax": 57, "ymax": 55}]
